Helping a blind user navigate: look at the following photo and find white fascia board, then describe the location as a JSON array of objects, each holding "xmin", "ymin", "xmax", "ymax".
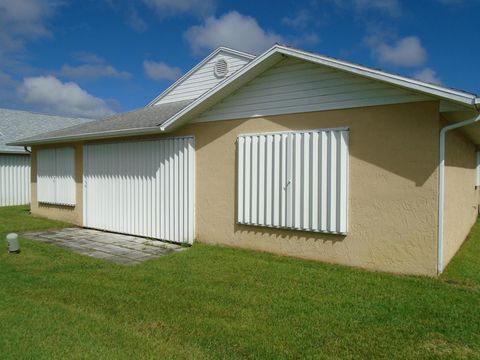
[
  {"xmin": 215, "ymin": 47, "xmax": 257, "ymax": 60},
  {"xmin": 0, "ymin": 149, "xmax": 30, "ymax": 155},
  {"xmin": 146, "ymin": 47, "xmax": 256, "ymax": 107},
  {"xmin": 161, "ymin": 44, "xmax": 478, "ymax": 132}
]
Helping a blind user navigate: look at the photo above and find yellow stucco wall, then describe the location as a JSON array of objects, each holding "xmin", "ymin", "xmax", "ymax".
[
  {"xmin": 30, "ymin": 101, "xmax": 443, "ymax": 275},
  {"xmin": 443, "ymin": 126, "xmax": 478, "ymax": 268}
]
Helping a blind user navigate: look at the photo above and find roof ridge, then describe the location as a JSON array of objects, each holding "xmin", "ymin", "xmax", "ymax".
[{"xmin": 0, "ymin": 106, "xmax": 91, "ymax": 120}]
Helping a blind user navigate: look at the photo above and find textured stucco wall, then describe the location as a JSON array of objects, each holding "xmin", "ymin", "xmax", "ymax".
[
  {"xmin": 443, "ymin": 126, "xmax": 478, "ymax": 268},
  {"xmin": 191, "ymin": 101, "xmax": 440, "ymax": 275},
  {"xmin": 30, "ymin": 101, "xmax": 441, "ymax": 275}
]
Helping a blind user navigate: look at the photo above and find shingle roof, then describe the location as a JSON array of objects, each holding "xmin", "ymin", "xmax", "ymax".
[
  {"xmin": 12, "ymin": 99, "xmax": 192, "ymax": 145},
  {"xmin": 0, "ymin": 108, "xmax": 92, "ymax": 153}
]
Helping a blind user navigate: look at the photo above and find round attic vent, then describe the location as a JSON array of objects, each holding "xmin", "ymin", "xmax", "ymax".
[{"xmin": 214, "ymin": 59, "xmax": 228, "ymax": 78}]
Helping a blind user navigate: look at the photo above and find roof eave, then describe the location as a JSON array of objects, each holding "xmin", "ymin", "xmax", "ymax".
[
  {"xmin": 275, "ymin": 46, "xmax": 477, "ymax": 106},
  {"xmin": 0, "ymin": 149, "xmax": 30, "ymax": 155},
  {"xmin": 8, "ymin": 126, "xmax": 165, "ymax": 147}
]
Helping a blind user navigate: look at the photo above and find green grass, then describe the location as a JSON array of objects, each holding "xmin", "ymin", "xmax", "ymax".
[
  {"xmin": 442, "ymin": 222, "xmax": 480, "ymax": 288},
  {"xmin": 0, "ymin": 205, "xmax": 71, "ymax": 234},
  {"xmin": 0, "ymin": 206, "xmax": 479, "ymax": 359}
]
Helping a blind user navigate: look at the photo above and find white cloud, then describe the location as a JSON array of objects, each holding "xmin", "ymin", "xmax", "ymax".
[
  {"xmin": 59, "ymin": 64, "xmax": 131, "ymax": 80},
  {"xmin": 413, "ymin": 68, "xmax": 442, "ymax": 85},
  {"xmin": 127, "ymin": 10, "xmax": 147, "ymax": 32},
  {"xmin": 58, "ymin": 52, "xmax": 131, "ymax": 80},
  {"xmin": 0, "ymin": 70, "xmax": 15, "ymax": 86},
  {"xmin": 353, "ymin": 0, "xmax": 401, "ymax": 16},
  {"xmin": 19, "ymin": 76, "xmax": 115, "ymax": 118},
  {"xmin": 282, "ymin": 10, "xmax": 312, "ymax": 28},
  {"xmin": 370, "ymin": 36, "xmax": 427, "ymax": 67},
  {"xmin": 0, "ymin": 0, "xmax": 59, "ymax": 48},
  {"xmin": 72, "ymin": 51, "xmax": 104, "ymax": 64},
  {"xmin": 333, "ymin": 0, "xmax": 401, "ymax": 17},
  {"xmin": 0, "ymin": 70, "xmax": 19, "ymax": 108},
  {"xmin": 184, "ymin": 11, "xmax": 284, "ymax": 54},
  {"xmin": 143, "ymin": 0, "xmax": 215, "ymax": 16},
  {"xmin": 437, "ymin": 0, "xmax": 465, "ymax": 3},
  {"xmin": 143, "ymin": 61, "xmax": 182, "ymax": 81},
  {"xmin": 104, "ymin": 1, "xmax": 148, "ymax": 32},
  {"xmin": 290, "ymin": 33, "xmax": 320, "ymax": 47},
  {"xmin": 0, "ymin": 0, "xmax": 60, "ymax": 80}
]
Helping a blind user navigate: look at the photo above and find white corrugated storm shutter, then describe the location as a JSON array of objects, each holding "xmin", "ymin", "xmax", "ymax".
[
  {"xmin": 237, "ymin": 128, "xmax": 348, "ymax": 234},
  {"xmin": 0, "ymin": 154, "xmax": 31, "ymax": 206},
  {"xmin": 83, "ymin": 137, "xmax": 195, "ymax": 244},
  {"xmin": 37, "ymin": 147, "xmax": 76, "ymax": 206},
  {"xmin": 476, "ymin": 151, "xmax": 480, "ymax": 186}
]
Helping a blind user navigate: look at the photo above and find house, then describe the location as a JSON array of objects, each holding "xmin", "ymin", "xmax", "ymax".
[
  {"xmin": 10, "ymin": 45, "xmax": 480, "ymax": 276},
  {"xmin": 0, "ymin": 108, "xmax": 92, "ymax": 206}
]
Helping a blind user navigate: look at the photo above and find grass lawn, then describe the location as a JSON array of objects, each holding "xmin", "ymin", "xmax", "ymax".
[{"xmin": 0, "ymin": 206, "xmax": 479, "ymax": 359}]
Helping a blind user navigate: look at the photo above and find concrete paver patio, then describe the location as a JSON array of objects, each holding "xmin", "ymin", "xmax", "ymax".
[{"xmin": 22, "ymin": 228, "xmax": 187, "ymax": 265}]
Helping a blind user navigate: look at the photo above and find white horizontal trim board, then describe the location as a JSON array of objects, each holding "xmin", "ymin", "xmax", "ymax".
[
  {"xmin": 155, "ymin": 51, "xmax": 251, "ymax": 106},
  {"xmin": 37, "ymin": 147, "xmax": 76, "ymax": 206},
  {"xmin": 237, "ymin": 128, "xmax": 348, "ymax": 234},
  {"xmin": 193, "ymin": 57, "xmax": 432, "ymax": 123},
  {"xmin": 0, "ymin": 154, "xmax": 30, "ymax": 206},
  {"xmin": 83, "ymin": 137, "xmax": 195, "ymax": 244}
]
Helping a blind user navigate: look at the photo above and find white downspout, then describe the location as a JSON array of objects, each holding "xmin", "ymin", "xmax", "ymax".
[{"xmin": 437, "ymin": 113, "xmax": 480, "ymax": 274}]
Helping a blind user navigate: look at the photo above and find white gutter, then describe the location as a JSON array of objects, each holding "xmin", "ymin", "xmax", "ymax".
[{"xmin": 437, "ymin": 112, "xmax": 480, "ymax": 274}]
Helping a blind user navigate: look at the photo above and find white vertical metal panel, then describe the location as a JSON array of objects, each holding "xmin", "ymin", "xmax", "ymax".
[
  {"xmin": 55, "ymin": 147, "xmax": 76, "ymax": 206},
  {"xmin": 37, "ymin": 147, "xmax": 76, "ymax": 206},
  {"xmin": 0, "ymin": 154, "xmax": 31, "ymax": 206},
  {"xmin": 272, "ymin": 134, "xmax": 282, "ymax": 227},
  {"xmin": 83, "ymin": 137, "xmax": 195, "ymax": 244},
  {"xmin": 237, "ymin": 136, "xmax": 245, "ymax": 223},
  {"xmin": 237, "ymin": 128, "xmax": 349, "ymax": 234},
  {"xmin": 37, "ymin": 148, "xmax": 55, "ymax": 204},
  {"xmin": 265, "ymin": 135, "xmax": 273, "ymax": 225},
  {"xmin": 476, "ymin": 151, "xmax": 480, "ymax": 186}
]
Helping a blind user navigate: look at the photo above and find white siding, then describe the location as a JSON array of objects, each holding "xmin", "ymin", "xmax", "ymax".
[
  {"xmin": 0, "ymin": 154, "xmax": 30, "ymax": 206},
  {"xmin": 83, "ymin": 137, "xmax": 195, "ymax": 244},
  {"xmin": 154, "ymin": 51, "xmax": 251, "ymax": 106},
  {"xmin": 37, "ymin": 147, "xmax": 76, "ymax": 206},
  {"xmin": 194, "ymin": 57, "xmax": 433, "ymax": 123},
  {"xmin": 237, "ymin": 128, "xmax": 349, "ymax": 234}
]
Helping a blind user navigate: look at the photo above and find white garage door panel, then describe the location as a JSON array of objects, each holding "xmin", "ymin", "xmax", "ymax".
[{"xmin": 83, "ymin": 137, "xmax": 195, "ymax": 244}]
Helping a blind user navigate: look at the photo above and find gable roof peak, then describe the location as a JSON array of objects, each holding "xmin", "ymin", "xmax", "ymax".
[
  {"xmin": 159, "ymin": 44, "xmax": 479, "ymax": 131},
  {"xmin": 146, "ymin": 46, "xmax": 256, "ymax": 107}
]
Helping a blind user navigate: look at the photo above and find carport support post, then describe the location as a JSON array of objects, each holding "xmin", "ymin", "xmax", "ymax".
[{"xmin": 438, "ymin": 114, "xmax": 480, "ymax": 275}]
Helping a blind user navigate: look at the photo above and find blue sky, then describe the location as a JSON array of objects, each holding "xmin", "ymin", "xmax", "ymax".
[{"xmin": 0, "ymin": 0, "xmax": 479, "ymax": 118}]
